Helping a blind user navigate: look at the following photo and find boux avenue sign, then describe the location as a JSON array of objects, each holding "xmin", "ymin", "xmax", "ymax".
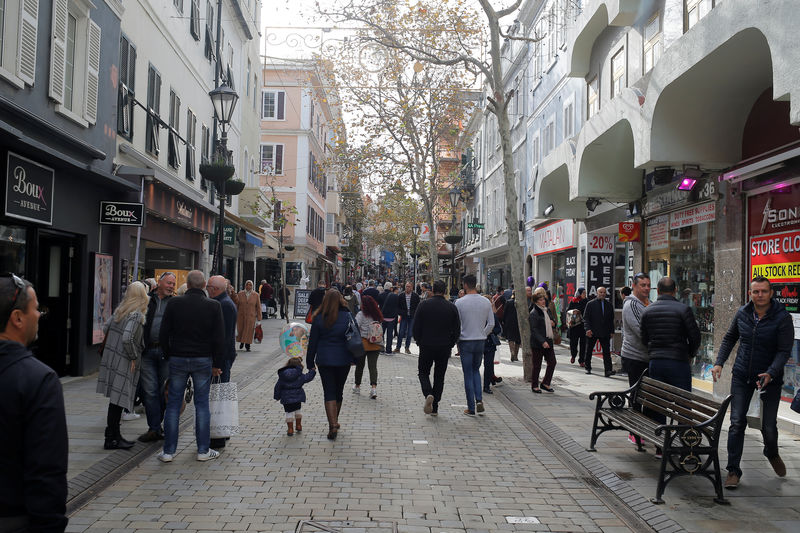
[
  {"xmin": 99, "ymin": 201, "xmax": 145, "ymax": 226},
  {"xmin": 5, "ymin": 152, "xmax": 54, "ymax": 225}
]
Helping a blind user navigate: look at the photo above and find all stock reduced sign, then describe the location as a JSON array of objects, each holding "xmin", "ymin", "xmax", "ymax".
[{"xmin": 750, "ymin": 229, "xmax": 800, "ymax": 282}]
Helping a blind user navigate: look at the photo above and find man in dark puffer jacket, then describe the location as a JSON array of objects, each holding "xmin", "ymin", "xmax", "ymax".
[
  {"xmin": 640, "ymin": 276, "xmax": 701, "ymax": 393},
  {"xmin": 712, "ymin": 276, "xmax": 793, "ymax": 489}
]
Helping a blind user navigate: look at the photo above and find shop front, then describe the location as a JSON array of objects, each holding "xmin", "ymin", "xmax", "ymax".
[
  {"xmin": 643, "ymin": 179, "xmax": 717, "ymax": 385},
  {"xmin": 533, "ymin": 219, "xmax": 577, "ymax": 320},
  {"xmin": 485, "ymin": 252, "xmax": 511, "ymax": 293}
]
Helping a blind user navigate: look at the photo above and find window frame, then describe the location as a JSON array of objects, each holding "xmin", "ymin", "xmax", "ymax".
[
  {"xmin": 587, "ymin": 76, "xmax": 599, "ymax": 119},
  {"xmin": 117, "ymin": 34, "xmax": 136, "ymax": 140},
  {"xmin": 200, "ymin": 123, "xmax": 209, "ymax": 190},
  {"xmin": 167, "ymin": 89, "xmax": 181, "ymax": 170},
  {"xmin": 145, "ymin": 63, "xmax": 162, "ymax": 157},
  {"xmin": 563, "ymin": 97, "xmax": 575, "ymax": 139},
  {"xmin": 260, "ymin": 143, "xmax": 284, "ymax": 175},
  {"xmin": 643, "ymin": 13, "xmax": 661, "ymax": 73},
  {"xmin": 262, "ymin": 89, "xmax": 285, "ymax": 120},
  {"xmin": 611, "ymin": 47, "xmax": 626, "ymax": 99}
]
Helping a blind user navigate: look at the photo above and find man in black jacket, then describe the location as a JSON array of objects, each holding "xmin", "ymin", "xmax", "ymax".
[
  {"xmin": 207, "ymin": 275, "xmax": 238, "ymax": 450},
  {"xmin": 0, "ymin": 274, "xmax": 68, "ymax": 531},
  {"xmin": 712, "ymin": 276, "xmax": 793, "ymax": 489},
  {"xmin": 583, "ymin": 286, "xmax": 615, "ymax": 376},
  {"xmin": 640, "ymin": 276, "xmax": 701, "ymax": 392},
  {"xmin": 396, "ymin": 281, "xmax": 420, "ymax": 353},
  {"xmin": 138, "ymin": 271, "xmax": 175, "ymax": 442},
  {"xmin": 308, "ymin": 279, "xmax": 327, "ymax": 316},
  {"xmin": 413, "ymin": 280, "xmax": 461, "ymax": 415},
  {"xmin": 158, "ymin": 270, "xmax": 225, "ymax": 463}
]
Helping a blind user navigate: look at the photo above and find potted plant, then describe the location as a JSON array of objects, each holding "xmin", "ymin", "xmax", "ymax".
[
  {"xmin": 225, "ymin": 178, "xmax": 246, "ymax": 195},
  {"xmin": 199, "ymin": 155, "xmax": 235, "ymax": 185}
]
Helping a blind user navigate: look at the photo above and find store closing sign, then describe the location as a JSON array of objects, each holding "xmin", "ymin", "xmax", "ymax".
[
  {"xmin": 587, "ymin": 234, "xmax": 614, "ymax": 297},
  {"xmin": 750, "ymin": 230, "xmax": 800, "ymax": 282}
]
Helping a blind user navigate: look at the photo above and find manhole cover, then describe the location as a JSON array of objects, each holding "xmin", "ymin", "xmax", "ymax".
[{"xmin": 296, "ymin": 520, "xmax": 398, "ymax": 532}]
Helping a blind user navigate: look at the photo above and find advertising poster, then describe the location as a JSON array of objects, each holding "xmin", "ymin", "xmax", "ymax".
[
  {"xmin": 564, "ymin": 248, "xmax": 578, "ymax": 300},
  {"xmin": 92, "ymin": 254, "xmax": 113, "ymax": 344},
  {"xmin": 293, "ymin": 289, "xmax": 312, "ymax": 318},
  {"xmin": 646, "ymin": 215, "xmax": 669, "ymax": 251},
  {"xmin": 586, "ymin": 234, "xmax": 614, "ymax": 297}
]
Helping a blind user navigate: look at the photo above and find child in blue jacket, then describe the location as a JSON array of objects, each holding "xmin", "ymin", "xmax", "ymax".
[{"xmin": 273, "ymin": 356, "xmax": 316, "ymax": 435}]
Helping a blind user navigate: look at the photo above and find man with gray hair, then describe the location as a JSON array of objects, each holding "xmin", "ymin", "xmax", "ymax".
[{"xmin": 157, "ymin": 270, "xmax": 225, "ymax": 462}]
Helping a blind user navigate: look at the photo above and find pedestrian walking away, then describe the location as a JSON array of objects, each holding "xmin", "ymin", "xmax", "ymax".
[
  {"xmin": 274, "ymin": 356, "xmax": 316, "ymax": 435},
  {"xmin": 483, "ymin": 311, "xmax": 502, "ymax": 394},
  {"xmin": 712, "ymin": 276, "xmax": 794, "ymax": 489},
  {"xmin": 397, "ymin": 281, "xmax": 420, "ymax": 353},
  {"xmin": 502, "ymin": 291, "xmax": 521, "ymax": 362},
  {"xmin": 206, "ymin": 275, "xmax": 238, "ymax": 449},
  {"xmin": 236, "ymin": 280, "xmax": 262, "ymax": 351},
  {"xmin": 96, "ymin": 280, "xmax": 149, "ymax": 450},
  {"xmin": 583, "ymin": 286, "xmax": 615, "ymax": 376},
  {"xmin": 157, "ymin": 270, "xmax": 225, "ymax": 462},
  {"xmin": 354, "ymin": 294, "xmax": 384, "ymax": 399},
  {"xmin": 413, "ymin": 280, "xmax": 460, "ymax": 416},
  {"xmin": 380, "ymin": 282, "xmax": 400, "ymax": 353},
  {"xmin": 306, "ymin": 289, "xmax": 354, "ymax": 440},
  {"xmin": 308, "ymin": 279, "xmax": 328, "ymax": 317},
  {"xmin": 566, "ymin": 288, "xmax": 588, "ymax": 366},
  {"xmin": 455, "ymin": 274, "xmax": 494, "ymax": 416},
  {"xmin": 620, "ymin": 273, "xmax": 651, "ymax": 446},
  {"xmin": 277, "ymin": 284, "xmax": 290, "ymax": 320},
  {"xmin": 529, "ymin": 288, "xmax": 557, "ymax": 394},
  {"xmin": 0, "ymin": 273, "xmax": 68, "ymax": 532},
  {"xmin": 138, "ymin": 271, "xmax": 175, "ymax": 443}
]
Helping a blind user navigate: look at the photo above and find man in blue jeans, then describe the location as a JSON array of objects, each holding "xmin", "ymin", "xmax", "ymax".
[
  {"xmin": 138, "ymin": 272, "xmax": 175, "ymax": 442},
  {"xmin": 397, "ymin": 281, "xmax": 420, "ymax": 354},
  {"xmin": 157, "ymin": 270, "xmax": 225, "ymax": 462},
  {"xmin": 713, "ymin": 276, "xmax": 793, "ymax": 489},
  {"xmin": 454, "ymin": 274, "xmax": 495, "ymax": 416}
]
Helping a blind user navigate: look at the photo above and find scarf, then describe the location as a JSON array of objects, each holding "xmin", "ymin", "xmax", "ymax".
[{"xmin": 538, "ymin": 303, "xmax": 553, "ymax": 340}]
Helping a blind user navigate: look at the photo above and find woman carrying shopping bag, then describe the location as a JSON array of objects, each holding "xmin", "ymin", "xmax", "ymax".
[{"xmin": 96, "ymin": 281, "xmax": 149, "ymax": 449}]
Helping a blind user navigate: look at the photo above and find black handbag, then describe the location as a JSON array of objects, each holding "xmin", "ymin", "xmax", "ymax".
[
  {"xmin": 791, "ymin": 388, "xmax": 800, "ymax": 414},
  {"xmin": 345, "ymin": 313, "xmax": 365, "ymax": 360}
]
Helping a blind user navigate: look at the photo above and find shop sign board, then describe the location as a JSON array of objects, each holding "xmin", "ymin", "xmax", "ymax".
[
  {"xmin": 748, "ymin": 183, "xmax": 800, "ymax": 237},
  {"xmin": 293, "ymin": 289, "xmax": 312, "ymax": 318},
  {"xmin": 534, "ymin": 219, "xmax": 574, "ymax": 255},
  {"xmin": 5, "ymin": 152, "xmax": 54, "ymax": 225},
  {"xmin": 211, "ymin": 224, "xmax": 236, "ymax": 246},
  {"xmin": 749, "ymin": 229, "xmax": 800, "ymax": 283},
  {"xmin": 618, "ymin": 221, "xmax": 640, "ymax": 242},
  {"xmin": 587, "ymin": 234, "xmax": 614, "ymax": 297},
  {"xmin": 646, "ymin": 215, "xmax": 669, "ymax": 251},
  {"xmin": 418, "ymin": 223, "xmax": 430, "ymax": 242},
  {"xmin": 669, "ymin": 202, "xmax": 716, "ymax": 230},
  {"xmin": 564, "ymin": 248, "xmax": 578, "ymax": 299},
  {"xmin": 99, "ymin": 201, "xmax": 145, "ymax": 226}
]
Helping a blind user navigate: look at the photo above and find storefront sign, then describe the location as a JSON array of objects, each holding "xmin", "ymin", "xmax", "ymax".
[
  {"xmin": 534, "ymin": 219, "xmax": 574, "ymax": 255},
  {"xmin": 587, "ymin": 234, "xmax": 614, "ymax": 297},
  {"xmin": 750, "ymin": 229, "xmax": 800, "ymax": 282},
  {"xmin": 293, "ymin": 289, "xmax": 311, "ymax": 317},
  {"xmin": 211, "ymin": 224, "xmax": 236, "ymax": 246},
  {"xmin": 646, "ymin": 215, "xmax": 669, "ymax": 251},
  {"xmin": 618, "ymin": 221, "xmax": 640, "ymax": 242},
  {"xmin": 773, "ymin": 283, "xmax": 800, "ymax": 313},
  {"xmin": 670, "ymin": 202, "xmax": 716, "ymax": 230},
  {"xmin": 564, "ymin": 248, "xmax": 578, "ymax": 298},
  {"xmin": 748, "ymin": 183, "xmax": 800, "ymax": 236},
  {"xmin": 176, "ymin": 200, "xmax": 193, "ymax": 220},
  {"xmin": 143, "ymin": 182, "xmax": 215, "ymax": 233},
  {"xmin": 4, "ymin": 152, "xmax": 54, "ymax": 225},
  {"xmin": 99, "ymin": 201, "xmax": 145, "ymax": 226}
]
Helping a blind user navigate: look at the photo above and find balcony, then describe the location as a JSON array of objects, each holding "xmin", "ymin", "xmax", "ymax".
[{"xmin": 568, "ymin": 0, "xmax": 643, "ymax": 78}]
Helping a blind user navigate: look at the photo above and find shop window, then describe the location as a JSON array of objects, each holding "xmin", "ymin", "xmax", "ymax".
[
  {"xmin": 0, "ymin": 0, "xmax": 39, "ymax": 88},
  {"xmin": 49, "ymin": 0, "xmax": 101, "ymax": 126},
  {"xmin": 167, "ymin": 89, "xmax": 181, "ymax": 170},
  {"xmin": 262, "ymin": 89, "xmax": 285, "ymax": 120},
  {"xmin": 587, "ymin": 76, "xmax": 598, "ymax": 119},
  {"xmin": 611, "ymin": 47, "xmax": 625, "ymax": 99},
  {"xmin": 643, "ymin": 13, "xmax": 661, "ymax": 73},
  {"xmin": 145, "ymin": 64, "xmax": 161, "ymax": 156},
  {"xmin": 0, "ymin": 225, "xmax": 26, "ymax": 274},
  {"xmin": 117, "ymin": 35, "xmax": 136, "ymax": 139}
]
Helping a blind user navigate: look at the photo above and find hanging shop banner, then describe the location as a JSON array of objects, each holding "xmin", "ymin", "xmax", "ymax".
[
  {"xmin": 646, "ymin": 215, "xmax": 669, "ymax": 251},
  {"xmin": 749, "ymin": 229, "xmax": 800, "ymax": 282},
  {"xmin": 618, "ymin": 221, "xmax": 640, "ymax": 242},
  {"xmin": 748, "ymin": 183, "xmax": 800, "ymax": 237},
  {"xmin": 564, "ymin": 248, "xmax": 578, "ymax": 299},
  {"xmin": 5, "ymin": 152, "xmax": 54, "ymax": 225},
  {"xmin": 670, "ymin": 202, "xmax": 716, "ymax": 230},
  {"xmin": 534, "ymin": 219, "xmax": 574, "ymax": 255},
  {"xmin": 587, "ymin": 234, "xmax": 614, "ymax": 297}
]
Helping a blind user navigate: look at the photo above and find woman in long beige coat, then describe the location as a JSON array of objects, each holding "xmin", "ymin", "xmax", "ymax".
[{"xmin": 236, "ymin": 280, "xmax": 262, "ymax": 351}]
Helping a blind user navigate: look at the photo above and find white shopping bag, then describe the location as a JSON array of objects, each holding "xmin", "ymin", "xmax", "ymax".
[
  {"xmin": 209, "ymin": 380, "xmax": 240, "ymax": 438},
  {"xmin": 746, "ymin": 389, "xmax": 764, "ymax": 430}
]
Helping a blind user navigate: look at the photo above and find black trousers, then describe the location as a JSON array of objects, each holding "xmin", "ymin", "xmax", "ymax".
[
  {"xmin": 318, "ymin": 365, "xmax": 351, "ymax": 402},
  {"xmin": 585, "ymin": 336, "xmax": 611, "ymax": 373},
  {"xmin": 569, "ymin": 330, "xmax": 586, "ymax": 362},
  {"xmin": 418, "ymin": 345, "xmax": 451, "ymax": 411}
]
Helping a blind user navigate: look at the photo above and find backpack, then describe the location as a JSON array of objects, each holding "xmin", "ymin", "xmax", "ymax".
[{"xmin": 366, "ymin": 321, "xmax": 384, "ymax": 345}]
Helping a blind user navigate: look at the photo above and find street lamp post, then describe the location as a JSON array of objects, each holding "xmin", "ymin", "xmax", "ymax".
[
  {"xmin": 276, "ymin": 218, "xmax": 289, "ymax": 324},
  {"xmin": 411, "ymin": 223, "xmax": 420, "ymax": 288},
  {"xmin": 444, "ymin": 188, "xmax": 462, "ymax": 296}
]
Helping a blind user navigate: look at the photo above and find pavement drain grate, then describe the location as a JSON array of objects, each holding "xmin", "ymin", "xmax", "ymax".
[
  {"xmin": 505, "ymin": 516, "xmax": 541, "ymax": 524},
  {"xmin": 296, "ymin": 519, "xmax": 398, "ymax": 532}
]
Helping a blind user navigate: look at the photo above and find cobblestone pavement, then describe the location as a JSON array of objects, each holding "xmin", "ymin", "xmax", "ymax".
[{"xmin": 62, "ymin": 321, "xmax": 800, "ymax": 532}]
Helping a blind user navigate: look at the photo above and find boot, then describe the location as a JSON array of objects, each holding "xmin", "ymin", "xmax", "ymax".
[
  {"xmin": 295, "ymin": 414, "xmax": 302, "ymax": 433},
  {"xmin": 104, "ymin": 427, "xmax": 134, "ymax": 450},
  {"xmin": 286, "ymin": 421, "xmax": 294, "ymax": 436},
  {"xmin": 324, "ymin": 401, "xmax": 339, "ymax": 440}
]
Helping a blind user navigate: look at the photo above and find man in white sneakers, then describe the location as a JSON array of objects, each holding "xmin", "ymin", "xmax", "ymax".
[{"xmin": 454, "ymin": 274, "xmax": 495, "ymax": 416}]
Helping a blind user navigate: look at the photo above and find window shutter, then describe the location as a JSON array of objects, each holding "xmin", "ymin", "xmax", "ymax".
[
  {"xmin": 48, "ymin": 0, "xmax": 68, "ymax": 100},
  {"xmin": 190, "ymin": 0, "xmax": 201, "ymax": 40},
  {"xmin": 275, "ymin": 145, "xmax": 283, "ymax": 173},
  {"xmin": 17, "ymin": 0, "xmax": 38, "ymax": 85},
  {"xmin": 84, "ymin": 20, "xmax": 101, "ymax": 124},
  {"xmin": 277, "ymin": 91, "xmax": 285, "ymax": 120}
]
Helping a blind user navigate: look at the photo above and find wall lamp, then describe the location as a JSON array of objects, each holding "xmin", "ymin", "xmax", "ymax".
[
  {"xmin": 676, "ymin": 166, "xmax": 703, "ymax": 191},
  {"xmin": 586, "ymin": 198, "xmax": 601, "ymax": 212},
  {"xmin": 543, "ymin": 203, "xmax": 554, "ymax": 217}
]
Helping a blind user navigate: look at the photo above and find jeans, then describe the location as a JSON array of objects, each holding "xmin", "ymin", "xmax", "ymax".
[
  {"xmin": 163, "ymin": 356, "xmax": 213, "ymax": 455},
  {"xmin": 220, "ymin": 356, "xmax": 235, "ymax": 383},
  {"xmin": 726, "ymin": 374, "xmax": 782, "ymax": 477},
  {"xmin": 648, "ymin": 358, "xmax": 692, "ymax": 424},
  {"xmin": 354, "ymin": 350, "xmax": 380, "ymax": 386},
  {"xmin": 383, "ymin": 319, "xmax": 396, "ymax": 352},
  {"xmin": 397, "ymin": 315, "xmax": 414, "ymax": 350},
  {"xmin": 458, "ymin": 340, "xmax": 484, "ymax": 412},
  {"xmin": 418, "ymin": 346, "xmax": 450, "ymax": 412},
  {"xmin": 140, "ymin": 347, "xmax": 169, "ymax": 432},
  {"xmin": 585, "ymin": 336, "xmax": 611, "ymax": 373},
  {"xmin": 483, "ymin": 348, "xmax": 496, "ymax": 390}
]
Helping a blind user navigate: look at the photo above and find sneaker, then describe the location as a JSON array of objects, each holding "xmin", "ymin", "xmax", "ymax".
[
  {"xmin": 352, "ymin": 385, "xmax": 360, "ymax": 394},
  {"xmin": 463, "ymin": 409, "xmax": 476, "ymax": 416},
  {"xmin": 405, "ymin": 348, "xmax": 411, "ymax": 354},
  {"xmin": 370, "ymin": 388, "xmax": 377, "ymax": 399},
  {"xmin": 197, "ymin": 449, "xmax": 220, "ymax": 462},
  {"xmin": 157, "ymin": 452, "xmax": 173, "ymax": 463},
  {"xmin": 476, "ymin": 401, "xmax": 485, "ymax": 414},
  {"xmin": 121, "ymin": 411, "xmax": 141, "ymax": 421},
  {"xmin": 724, "ymin": 471, "xmax": 740, "ymax": 489},
  {"xmin": 628, "ymin": 434, "xmax": 638, "ymax": 445},
  {"xmin": 655, "ymin": 447, "xmax": 663, "ymax": 459},
  {"xmin": 769, "ymin": 455, "xmax": 787, "ymax": 477},
  {"xmin": 423, "ymin": 395, "xmax": 434, "ymax": 414}
]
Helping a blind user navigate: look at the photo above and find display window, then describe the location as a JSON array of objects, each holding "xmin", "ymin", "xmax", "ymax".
[
  {"xmin": 0, "ymin": 225, "xmax": 27, "ymax": 274},
  {"xmin": 645, "ymin": 203, "xmax": 716, "ymax": 381}
]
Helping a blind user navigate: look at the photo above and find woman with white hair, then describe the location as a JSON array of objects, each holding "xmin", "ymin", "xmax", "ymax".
[
  {"xmin": 236, "ymin": 280, "xmax": 262, "ymax": 351},
  {"xmin": 97, "ymin": 281, "xmax": 149, "ymax": 449}
]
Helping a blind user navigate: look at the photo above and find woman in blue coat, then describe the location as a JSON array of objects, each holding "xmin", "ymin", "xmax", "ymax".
[{"xmin": 306, "ymin": 289, "xmax": 353, "ymax": 440}]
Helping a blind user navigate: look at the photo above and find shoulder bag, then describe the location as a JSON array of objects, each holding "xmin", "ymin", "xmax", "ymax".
[{"xmin": 345, "ymin": 313, "xmax": 365, "ymax": 359}]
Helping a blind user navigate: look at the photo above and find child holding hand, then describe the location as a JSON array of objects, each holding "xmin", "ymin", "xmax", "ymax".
[{"xmin": 273, "ymin": 356, "xmax": 316, "ymax": 435}]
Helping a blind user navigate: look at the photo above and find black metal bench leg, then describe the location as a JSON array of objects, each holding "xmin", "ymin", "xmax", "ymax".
[
  {"xmin": 711, "ymin": 452, "xmax": 730, "ymax": 505},
  {"xmin": 634, "ymin": 434, "xmax": 645, "ymax": 452},
  {"xmin": 587, "ymin": 408, "xmax": 601, "ymax": 452},
  {"xmin": 650, "ymin": 452, "xmax": 669, "ymax": 504}
]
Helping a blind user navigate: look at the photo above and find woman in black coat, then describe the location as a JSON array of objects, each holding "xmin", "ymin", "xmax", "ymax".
[
  {"xmin": 502, "ymin": 292, "xmax": 521, "ymax": 362},
  {"xmin": 566, "ymin": 288, "xmax": 588, "ymax": 366},
  {"xmin": 529, "ymin": 288, "xmax": 557, "ymax": 394}
]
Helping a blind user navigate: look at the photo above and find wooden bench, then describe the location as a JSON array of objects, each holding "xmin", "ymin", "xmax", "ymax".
[{"xmin": 587, "ymin": 373, "xmax": 732, "ymax": 504}]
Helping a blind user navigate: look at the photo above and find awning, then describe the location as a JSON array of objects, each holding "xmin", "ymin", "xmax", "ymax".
[{"xmin": 245, "ymin": 231, "xmax": 263, "ymax": 247}]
